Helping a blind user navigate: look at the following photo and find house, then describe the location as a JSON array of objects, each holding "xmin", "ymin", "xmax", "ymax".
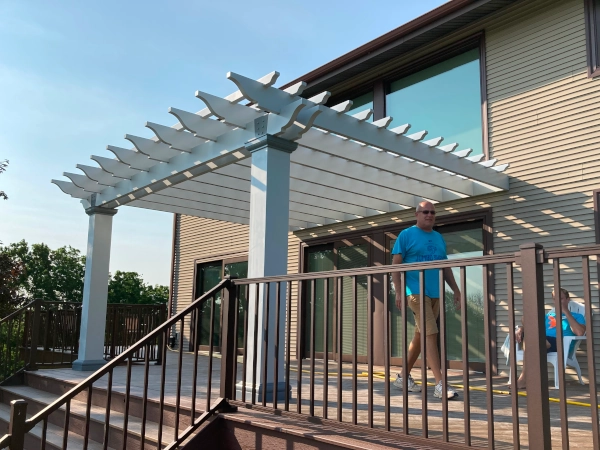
[{"xmin": 169, "ymin": 0, "xmax": 600, "ymax": 380}]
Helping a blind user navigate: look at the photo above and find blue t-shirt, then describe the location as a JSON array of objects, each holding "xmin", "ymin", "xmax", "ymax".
[
  {"xmin": 391, "ymin": 225, "xmax": 448, "ymax": 298},
  {"xmin": 545, "ymin": 311, "xmax": 585, "ymax": 338}
]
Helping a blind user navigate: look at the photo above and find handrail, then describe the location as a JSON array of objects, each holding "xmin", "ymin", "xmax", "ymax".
[
  {"xmin": 233, "ymin": 251, "xmax": 518, "ymax": 284},
  {"xmin": 0, "ymin": 299, "xmax": 38, "ymax": 324},
  {"xmin": 23, "ymin": 278, "xmax": 230, "ymax": 431}
]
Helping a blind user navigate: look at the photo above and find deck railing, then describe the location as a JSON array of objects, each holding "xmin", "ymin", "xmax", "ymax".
[
  {"xmin": 1, "ymin": 242, "xmax": 598, "ymax": 449},
  {"xmin": 0, "ymin": 301, "xmax": 166, "ymax": 384}
]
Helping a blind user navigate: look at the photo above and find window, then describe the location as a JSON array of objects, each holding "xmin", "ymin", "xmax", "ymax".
[
  {"xmin": 193, "ymin": 258, "xmax": 248, "ymax": 350},
  {"xmin": 346, "ymin": 91, "xmax": 374, "ymax": 121},
  {"xmin": 386, "ymin": 49, "xmax": 484, "ymax": 156},
  {"xmin": 585, "ymin": 0, "xmax": 600, "ymax": 77}
]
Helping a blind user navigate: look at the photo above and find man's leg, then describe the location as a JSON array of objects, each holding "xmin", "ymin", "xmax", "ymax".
[
  {"xmin": 426, "ymin": 333, "xmax": 443, "ymax": 384},
  {"xmin": 517, "ymin": 339, "xmax": 550, "ymax": 389},
  {"xmin": 399, "ymin": 330, "xmax": 421, "ymax": 378}
]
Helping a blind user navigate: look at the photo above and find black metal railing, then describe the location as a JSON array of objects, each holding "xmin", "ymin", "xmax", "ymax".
[
  {"xmin": 0, "ymin": 300, "xmax": 167, "ymax": 384},
  {"xmin": 0, "ymin": 280, "xmax": 235, "ymax": 450},
  {"xmin": 1, "ymin": 242, "xmax": 598, "ymax": 449}
]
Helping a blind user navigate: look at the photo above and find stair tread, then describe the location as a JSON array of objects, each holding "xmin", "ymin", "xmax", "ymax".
[
  {"xmin": 0, "ymin": 403, "xmax": 114, "ymax": 450},
  {"xmin": 1, "ymin": 385, "xmax": 177, "ymax": 444}
]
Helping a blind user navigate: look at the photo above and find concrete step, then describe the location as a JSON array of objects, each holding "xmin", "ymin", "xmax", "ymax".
[{"xmin": 0, "ymin": 403, "xmax": 112, "ymax": 450}]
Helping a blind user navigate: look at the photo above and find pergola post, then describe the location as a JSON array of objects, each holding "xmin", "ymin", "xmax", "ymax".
[
  {"xmin": 72, "ymin": 206, "xmax": 117, "ymax": 371},
  {"xmin": 240, "ymin": 134, "xmax": 297, "ymax": 402}
]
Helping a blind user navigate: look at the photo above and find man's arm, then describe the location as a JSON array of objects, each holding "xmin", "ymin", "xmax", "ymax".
[
  {"xmin": 442, "ymin": 267, "xmax": 462, "ymax": 310},
  {"xmin": 391, "ymin": 254, "xmax": 404, "ymax": 311},
  {"xmin": 563, "ymin": 309, "xmax": 586, "ymax": 336}
]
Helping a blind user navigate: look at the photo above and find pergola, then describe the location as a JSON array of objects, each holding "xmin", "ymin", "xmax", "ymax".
[{"xmin": 53, "ymin": 70, "xmax": 509, "ymax": 399}]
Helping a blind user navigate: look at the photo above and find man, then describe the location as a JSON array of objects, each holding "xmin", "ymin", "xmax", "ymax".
[
  {"xmin": 391, "ymin": 201, "xmax": 462, "ymax": 400},
  {"xmin": 514, "ymin": 288, "xmax": 585, "ymax": 389}
]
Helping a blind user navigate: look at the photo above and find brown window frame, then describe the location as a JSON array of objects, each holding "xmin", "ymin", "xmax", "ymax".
[
  {"xmin": 297, "ymin": 208, "xmax": 497, "ymax": 373},
  {"xmin": 325, "ymin": 32, "xmax": 489, "ymax": 160},
  {"xmin": 585, "ymin": 0, "xmax": 600, "ymax": 78},
  {"xmin": 190, "ymin": 254, "xmax": 248, "ymax": 352}
]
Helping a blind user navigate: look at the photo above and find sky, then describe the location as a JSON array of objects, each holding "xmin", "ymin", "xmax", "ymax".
[{"xmin": 0, "ymin": 0, "xmax": 448, "ymax": 286}]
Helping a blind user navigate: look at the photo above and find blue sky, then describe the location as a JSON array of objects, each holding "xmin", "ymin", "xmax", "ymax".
[{"xmin": 0, "ymin": 0, "xmax": 447, "ymax": 286}]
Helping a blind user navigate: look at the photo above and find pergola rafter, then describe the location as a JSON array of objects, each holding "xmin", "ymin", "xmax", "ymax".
[{"xmin": 52, "ymin": 70, "xmax": 509, "ymax": 230}]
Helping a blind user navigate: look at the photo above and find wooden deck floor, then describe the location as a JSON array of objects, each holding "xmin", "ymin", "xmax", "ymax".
[{"xmin": 32, "ymin": 350, "xmax": 597, "ymax": 449}]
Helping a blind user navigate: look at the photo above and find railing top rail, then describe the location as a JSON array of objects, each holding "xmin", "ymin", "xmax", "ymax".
[
  {"xmin": 24, "ymin": 278, "xmax": 230, "ymax": 431},
  {"xmin": 0, "ymin": 299, "xmax": 38, "ymax": 324},
  {"xmin": 544, "ymin": 243, "xmax": 600, "ymax": 259},
  {"xmin": 232, "ymin": 252, "xmax": 518, "ymax": 285}
]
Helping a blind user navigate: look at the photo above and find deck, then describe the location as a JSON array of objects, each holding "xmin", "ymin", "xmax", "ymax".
[{"xmin": 30, "ymin": 350, "xmax": 597, "ymax": 449}]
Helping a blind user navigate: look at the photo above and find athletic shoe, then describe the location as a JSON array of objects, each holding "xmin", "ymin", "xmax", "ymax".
[
  {"xmin": 393, "ymin": 373, "xmax": 422, "ymax": 392},
  {"xmin": 434, "ymin": 380, "xmax": 458, "ymax": 400}
]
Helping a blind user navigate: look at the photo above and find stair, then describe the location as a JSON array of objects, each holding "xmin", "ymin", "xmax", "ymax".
[{"xmin": 0, "ymin": 371, "xmax": 186, "ymax": 450}]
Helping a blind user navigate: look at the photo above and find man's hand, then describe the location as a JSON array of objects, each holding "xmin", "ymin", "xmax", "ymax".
[
  {"xmin": 515, "ymin": 326, "xmax": 524, "ymax": 344},
  {"xmin": 453, "ymin": 290, "xmax": 461, "ymax": 311},
  {"xmin": 395, "ymin": 294, "xmax": 403, "ymax": 311}
]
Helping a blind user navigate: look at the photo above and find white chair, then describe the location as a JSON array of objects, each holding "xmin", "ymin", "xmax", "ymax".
[{"xmin": 501, "ymin": 301, "xmax": 588, "ymax": 389}]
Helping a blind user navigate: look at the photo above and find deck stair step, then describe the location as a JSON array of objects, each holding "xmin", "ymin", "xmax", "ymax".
[
  {"xmin": 0, "ymin": 403, "xmax": 112, "ymax": 450},
  {"xmin": 0, "ymin": 374, "xmax": 181, "ymax": 449}
]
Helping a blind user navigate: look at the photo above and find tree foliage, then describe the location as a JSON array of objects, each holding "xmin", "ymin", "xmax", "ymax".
[
  {"xmin": 0, "ymin": 241, "xmax": 168, "ymax": 310},
  {"xmin": 108, "ymin": 271, "xmax": 169, "ymax": 305},
  {"xmin": 0, "ymin": 159, "xmax": 8, "ymax": 201}
]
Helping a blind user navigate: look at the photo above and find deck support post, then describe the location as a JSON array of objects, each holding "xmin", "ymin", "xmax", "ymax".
[
  {"xmin": 239, "ymin": 133, "xmax": 297, "ymax": 402},
  {"xmin": 73, "ymin": 206, "xmax": 117, "ymax": 371}
]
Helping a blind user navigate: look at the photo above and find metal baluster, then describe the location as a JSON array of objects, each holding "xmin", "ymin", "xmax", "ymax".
[
  {"xmin": 352, "ymin": 275, "xmax": 358, "ymax": 425},
  {"xmin": 157, "ymin": 329, "xmax": 168, "ymax": 448},
  {"xmin": 506, "ymin": 262, "xmax": 520, "ymax": 450},
  {"xmin": 174, "ymin": 320, "xmax": 184, "ymax": 442},
  {"xmin": 261, "ymin": 282, "xmax": 270, "ymax": 408},
  {"xmin": 102, "ymin": 370, "xmax": 113, "ymax": 450},
  {"xmin": 483, "ymin": 263, "xmax": 495, "ymax": 449},
  {"xmin": 309, "ymin": 278, "xmax": 316, "ymax": 416},
  {"xmin": 460, "ymin": 266, "xmax": 471, "ymax": 446},
  {"xmin": 207, "ymin": 295, "xmax": 216, "ymax": 410},
  {"xmin": 83, "ymin": 385, "xmax": 93, "ymax": 450},
  {"xmin": 273, "ymin": 281, "xmax": 281, "ymax": 410},
  {"xmin": 336, "ymin": 276, "xmax": 343, "ymax": 423},
  {"xmin": 419, "ymin": 270, "xmax": 427, "ymax": 438},
  {"xmin": 241, "ymin": 285, "xmax": 250, "ymax": 403},
  {"xmin": 583, "ymin": 255, "xmax": 599, "ymax": 449},
  {"xmin": 191, "ymin": 308, "xmax": 201, "ymax": 421},
  {"xmin": 62, "ymin": 399, "xmax": 70, "ymax": 450},
  {"xmin": 439, "ymin": 269, "xmax": 449, "ymax": 442},
  {"xmin": 553, "ymin": 258, "xmax": 569, "ymax": 450},
  {"xmin": 322, "ymin": 277, "xmax": 330, "ymax": 420},
  {"xmin": 252, "ymin": 283, "xmax": 260, "ymax": 405},
  {"xmin": 285, "ymin": 281, "xmax": 292, "ymax": 412},
  {"xmin": 383, "ymin": 273, "xmax": 391, "ymax": 431},
  {"xmin": 367, "ymin": 274, "xmax": 374, "ymax": 428},
  {"xmin": 140, "ymin": 345, "xmax": 150, "ymax": 450},
  {"xmin": 122, "ymin": 357, "xmax": 132, "ymax": 450},
  {"xmin": 41, "ymin": 417, "xmax": 48, "ymax": 450},
  {"xmin": 297, "ymin": 280, "xmax": 304, "ymax": 414},
  {"xmin": 401, "ymin": 270, "xmax": 408, "ymax": 435},
  {"xmin": 232, "ymin": 284, "xmax": 241, "ymax": 402}
]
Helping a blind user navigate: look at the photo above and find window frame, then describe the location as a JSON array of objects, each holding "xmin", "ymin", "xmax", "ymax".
[
  {"xmin": 325, "ymin": 32, "xmax": 489, "ymax": 160},
  {"xmin": 298, "ymin": 208, "xmax": 496, "ymax": 372},
  {"xmin": 585, "ymin": 0, "xmax": 600, "ymax": 78}
]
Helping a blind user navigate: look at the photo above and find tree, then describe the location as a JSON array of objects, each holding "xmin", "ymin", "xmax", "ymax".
[
  {"xmin": 0, "ymin": 252, "xmax": 25, "ymax": 317},
  {"xmin": 108, "ymin": 271, "xmax": 169, "ymax": 305},
  {"xmin": 0, "ymin": 159, "xmax": 8, "ymax": 201}
]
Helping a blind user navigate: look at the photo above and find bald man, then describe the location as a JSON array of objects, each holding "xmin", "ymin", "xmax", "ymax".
[{"xmin": 391, "ymin": 201, "xmax": 461, "ymax": 400}]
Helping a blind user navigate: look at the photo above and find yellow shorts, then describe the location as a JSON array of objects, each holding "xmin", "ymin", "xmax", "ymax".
[{"xmin": 407, "ymin": 294, "xmax": 440, "ymax": 336}]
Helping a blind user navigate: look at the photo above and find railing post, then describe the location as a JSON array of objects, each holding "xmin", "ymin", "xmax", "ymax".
[
  {"xmin": 219, "ymin": 277, "xmax": 238, "ymax": 411},
  {"xmin": 156, "ymin": 306, "xmax": 165, "ymax": 366},
  {"xmin": 519, "ymin": 242, "xmax": 551, "ymax": 449},
  {"xmin": 8, "ymin": 399, "xmax": 27, "ymax": 450},
  {"xmin": 28, "ymin": 300, "xmax": 41, "ymax": 371}
]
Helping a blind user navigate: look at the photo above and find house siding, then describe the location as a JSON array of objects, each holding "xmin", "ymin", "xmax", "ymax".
[{"xmin": 173, "ymin": 0, "xmax": 599, "ymax": 380}]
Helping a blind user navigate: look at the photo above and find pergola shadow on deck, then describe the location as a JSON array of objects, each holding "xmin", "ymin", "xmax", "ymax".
[{"xmin": 33, "ymin": 351, "xmax": 595, "ymax": 449}]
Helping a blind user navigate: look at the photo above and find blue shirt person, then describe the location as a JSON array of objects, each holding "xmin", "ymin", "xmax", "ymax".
[{"xmin": 390, "ymin": 201, "xmax": 461, "ymax": 400}]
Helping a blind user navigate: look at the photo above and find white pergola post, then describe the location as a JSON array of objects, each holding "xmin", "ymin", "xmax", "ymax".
[
  {"xmin": 72, "ymin": 206, "xmax": 117, "ymax": 371},
  {"xmin": 240, "ymin": 134, "xmax": 297, "ymax": 402}
]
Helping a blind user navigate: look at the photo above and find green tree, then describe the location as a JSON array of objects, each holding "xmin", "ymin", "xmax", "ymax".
[
  {"xmin": 108, "ymin": 271, "xmax": 169, "ymax": 305},
  {"xmin": 0, "ymin": 252, "xmax": 25, "ymax": 317},
  {"xmin": 0, "ymin": 159, "xmax": 8, "ymax": 201}
]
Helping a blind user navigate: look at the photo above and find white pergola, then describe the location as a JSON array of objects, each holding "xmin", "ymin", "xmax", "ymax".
[{"xmin": 53, "ymin": 70, "xmax": 509, "ymax": 400}]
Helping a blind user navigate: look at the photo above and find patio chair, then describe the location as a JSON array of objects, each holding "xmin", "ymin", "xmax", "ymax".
[{"xmin": 501, "ymin": 301, "xmax": 588, "ymax": 389}]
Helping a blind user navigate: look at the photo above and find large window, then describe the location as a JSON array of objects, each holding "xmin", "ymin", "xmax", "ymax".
[
  {"xmin": 586, "ymin": 0, "xmax": 600, "ymax": 77},
  {"xmin": 386, "ymin": 49, "xmax": 484, "ymax": 156},
  {"xmin": 193, "ymin": 258, "xmax": 248, "ymax": 349}
]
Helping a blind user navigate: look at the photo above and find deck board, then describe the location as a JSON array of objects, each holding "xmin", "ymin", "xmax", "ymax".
[{"xmin": 30, "ymin": 350, "xmax": 597, "ymax": 449}]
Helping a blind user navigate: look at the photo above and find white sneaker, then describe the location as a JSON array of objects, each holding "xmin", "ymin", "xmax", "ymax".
[
  {"xmin": 393, "ymin": 373, "xmax": 422, "ymax": 392},
  {"xmin": 434, "ymin": 380, "xmax": 458, "ymax": 400}
]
